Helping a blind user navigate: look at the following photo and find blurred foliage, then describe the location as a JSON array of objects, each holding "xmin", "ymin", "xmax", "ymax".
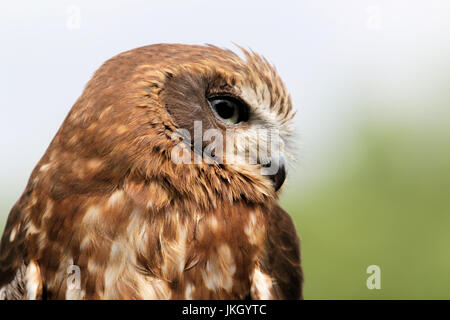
[
  {"xmin": 282, "ymin": 120, "xmax": 450, "ymax": 299},
  {"xmin": 0, "ymin": 118, "xmax": 449, "ymax": 299}
]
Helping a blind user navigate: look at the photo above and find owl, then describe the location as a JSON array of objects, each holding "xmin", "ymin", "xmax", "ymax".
[{"xmin": 0, "ymin": 44, "xmax": 302, "ymax": 300}]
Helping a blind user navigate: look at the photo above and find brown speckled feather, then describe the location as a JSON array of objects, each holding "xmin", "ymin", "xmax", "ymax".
[{"xmin": 0, "ymin": 44, "xmax": 302, "ymax": 300}]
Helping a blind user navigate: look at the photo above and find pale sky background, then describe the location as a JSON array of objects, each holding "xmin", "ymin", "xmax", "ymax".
[{"xmin": 1, "ymin": 0, "xmax": 450, "ymax": 208}]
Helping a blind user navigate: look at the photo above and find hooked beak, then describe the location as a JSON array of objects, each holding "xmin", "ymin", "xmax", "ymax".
[
  {"xmin": 268, "ymin": 162, "xmax": 286, "ymax": 191},
  {"xmin": 263, "ymin": 156, "xmax": 286, "ymax": 191}
]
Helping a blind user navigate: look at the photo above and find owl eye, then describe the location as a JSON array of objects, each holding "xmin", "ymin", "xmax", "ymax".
[{"xmin": 208, "ymin": 96, "xmax": 248, "ymax": 125}]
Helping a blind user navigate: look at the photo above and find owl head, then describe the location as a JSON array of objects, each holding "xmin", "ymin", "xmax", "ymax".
[{"xmin": 43, "ymin": 44, "xmax": 295, "ymax": 210}]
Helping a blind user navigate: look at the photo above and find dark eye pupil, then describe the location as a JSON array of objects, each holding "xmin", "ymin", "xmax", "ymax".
[
  {"xmin": 214, "ymin": 100, "xmax": 235, "ymax": 119},
  {"xmin": 208, "ymin": 96, "xmax": 249, "ymax": 124}
]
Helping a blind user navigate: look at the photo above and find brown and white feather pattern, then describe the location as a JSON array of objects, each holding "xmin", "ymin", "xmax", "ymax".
[{"xmin": 0, "ymin": 44, "xmax": 303, "ymax": 299}]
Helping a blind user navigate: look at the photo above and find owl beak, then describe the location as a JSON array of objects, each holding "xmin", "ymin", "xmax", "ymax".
[{"xmin": 266, "ymin": 158, "xmax": 286, "ymax": 191}]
